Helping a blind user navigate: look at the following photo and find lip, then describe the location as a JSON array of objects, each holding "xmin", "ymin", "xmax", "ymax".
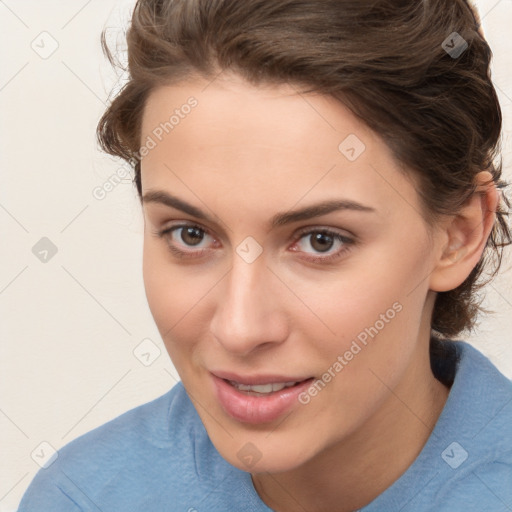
[
  {"xmin": 211, "ymin": 372, "xmax": 314, "ymax": 424},
  {"xmin": 211, "ymin": 371, "xmax": 310, "ymax": 385}
]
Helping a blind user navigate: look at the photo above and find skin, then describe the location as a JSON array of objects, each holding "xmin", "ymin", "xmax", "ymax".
[{"xmin": 139, "ymin": 73, "xmax": 498, "ymax": 512}]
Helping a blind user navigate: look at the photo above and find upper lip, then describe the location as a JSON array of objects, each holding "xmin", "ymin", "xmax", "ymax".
[{"xmin": 211, "ymin": 370, "xmax": 313, "ymax": 385}]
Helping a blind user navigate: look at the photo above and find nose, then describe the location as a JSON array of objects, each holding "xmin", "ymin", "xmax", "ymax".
[{"xmin": 209, "ymin": 254, "xmax": 289, "ymax": 356}]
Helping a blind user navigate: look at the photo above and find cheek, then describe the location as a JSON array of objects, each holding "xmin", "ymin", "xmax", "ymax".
[
  {"xmin": 294, "ymin": 235, "xmax": 432, "ymax": 401},
  {"xmin": 297, "ymin": 252, "xmax": 426, "ymax": 349},
  {"xmin": 143, "ymin": 241, "xmax": 175, "ymax": 326},
  {"xmin": 141, "ymin": 238, "xmax": 224, "ymax": 357},
  {"xmin": 142, "ymin": 240, "xmax": 198, "ymax": 348}
]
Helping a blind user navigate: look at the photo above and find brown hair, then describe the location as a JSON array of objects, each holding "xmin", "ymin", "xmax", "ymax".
[{"xmin": 97, "ymin": 0, "xmax": 511, "ymax": 341}]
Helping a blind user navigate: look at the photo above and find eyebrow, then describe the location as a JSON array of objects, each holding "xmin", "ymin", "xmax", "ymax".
[{"xmin": 142, "ymin": 190, "xmax": 376, "ymax": 228}]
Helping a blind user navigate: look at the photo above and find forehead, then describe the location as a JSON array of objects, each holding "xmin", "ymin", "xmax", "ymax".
[
  {"xmin": 140, "ymin": 75, "xmax": 422, "ymax": 222},
  {"xmin": 141, "ymin": 75, "xmax": 375, "ymax": 156}
]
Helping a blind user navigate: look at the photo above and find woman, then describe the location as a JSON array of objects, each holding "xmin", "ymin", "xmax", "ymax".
[{"xmin": 18, "ymin": 0, "xmax": 512, "ymax": 510}]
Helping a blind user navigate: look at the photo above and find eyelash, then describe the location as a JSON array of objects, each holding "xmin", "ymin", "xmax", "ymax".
[{"xmin": 155, "ymin": 223, "xmax": 354, "ymax": 263}]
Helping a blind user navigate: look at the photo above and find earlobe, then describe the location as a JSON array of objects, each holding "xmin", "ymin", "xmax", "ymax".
[{"xmin": 429, "ymin": 172, "xmax": 498, "ymax": 292}]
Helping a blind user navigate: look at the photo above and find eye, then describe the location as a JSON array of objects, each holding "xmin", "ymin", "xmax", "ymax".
[
  {"xmin": 291, "ymin": 228, "xmax": 354, "ymax": 263},
  {"xmin": 156, "ymin": 223, "xmax": 354, "ymax": 263},
  {"xmin": 157, "ymin": 223, "xmax": 218, "ymax": 258}
]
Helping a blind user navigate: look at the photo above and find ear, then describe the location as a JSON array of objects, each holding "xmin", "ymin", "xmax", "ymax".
[{"xmin": 429, "ymin": 171, "xmax": 499, "ymax": 292}]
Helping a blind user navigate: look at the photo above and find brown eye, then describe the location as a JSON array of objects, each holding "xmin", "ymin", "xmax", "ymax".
[
  {"xmin": 309, "ymin": 232, "xmax": 335, "ymax": 253},
  {"xmin": 292, "ymin": 228, "xmax": 354, "ymax": 264},
  {"xmin": 157, "ymin": 224, "xmax": 215, "ymax": 258},
  {"xmin": 180, "ymin": 226, "xmax": 205, "ymax": 246}
]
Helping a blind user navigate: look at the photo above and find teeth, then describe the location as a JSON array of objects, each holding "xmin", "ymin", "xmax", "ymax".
[{"xmin": 230, "ymin": 381, "xmax": 298, "ymax": 394}]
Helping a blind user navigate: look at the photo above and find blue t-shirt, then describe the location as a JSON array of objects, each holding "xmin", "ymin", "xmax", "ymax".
[{"xmin": 17, "ymin": 340, "xmax": 512, "ymax": 511}]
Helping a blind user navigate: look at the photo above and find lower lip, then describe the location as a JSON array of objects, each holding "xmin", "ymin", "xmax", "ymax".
[{"xmin": 211, "ymin": 375, "xmax": 313, "ymax": 424}]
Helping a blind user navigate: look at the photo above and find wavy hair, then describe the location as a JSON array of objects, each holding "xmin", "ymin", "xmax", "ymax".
[{"xmin": 96, "ymin": 0, "xmax": 511, "ymax": 345}]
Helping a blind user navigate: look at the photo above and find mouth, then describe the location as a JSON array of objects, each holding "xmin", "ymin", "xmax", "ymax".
[
  {"xmin": 226, "ymin": 379, "xmax": 304, "ymax": 396},
  {"xmin": 211, "ymin": 373, "xmax": 314, "ymax": 424}
]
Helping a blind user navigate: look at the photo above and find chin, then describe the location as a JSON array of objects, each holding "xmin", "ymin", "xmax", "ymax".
[{"xmin": 212, "ymin": 431, "xmax": 317, "ymax": 474}]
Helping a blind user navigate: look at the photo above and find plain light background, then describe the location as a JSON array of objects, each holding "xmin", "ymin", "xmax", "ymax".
[{"xmin": 1, "ymin": 1, "xmax": 511, "ymax": 510}]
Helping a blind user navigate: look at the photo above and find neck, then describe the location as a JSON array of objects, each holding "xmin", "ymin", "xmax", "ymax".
[{"xmin": 251, "ymin": 338, "xmax": 450, "ymax": 512}]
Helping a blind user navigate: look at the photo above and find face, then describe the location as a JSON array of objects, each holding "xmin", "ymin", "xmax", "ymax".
[{"xmin": 140, "ymin": 74, "xmax": 443, "ymax": 473}]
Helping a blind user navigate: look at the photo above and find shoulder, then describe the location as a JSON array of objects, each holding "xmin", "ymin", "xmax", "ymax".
[
  {"xmin": 17, "ymin": 383, "xmax": 205, "ymax": 511},
  {"xmin": 444, "ymin": 341, "xmax": 512, "ymax": 501},
  {"xmin": 365, "ymin": 340, "xmax": 512, "ymax": 512},
  {"xmin": 431, "ymin": 341, "xmax": 512, "ymax": 509},
  {"xmin": 18, "ymin": 383, "xmax": 272, "ymax": 512},
  {"xmin": 433, "ymin": 450, "xmax": 512, "ymax": 511},
  {"xmin": 57, "ymin": 382, "xmax": 191, "ymax": 466}
]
